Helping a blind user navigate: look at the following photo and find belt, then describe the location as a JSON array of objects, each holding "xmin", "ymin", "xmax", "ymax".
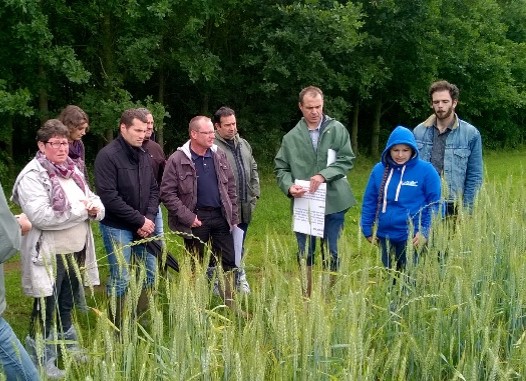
[{"xmin": 195, "ymin": 207, "xmax": 221, "ymax": 211}]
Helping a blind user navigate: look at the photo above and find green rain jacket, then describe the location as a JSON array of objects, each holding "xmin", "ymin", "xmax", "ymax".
[{"xmin": 274, "ymin": 115, "xmax": 356, "ymax": 214}]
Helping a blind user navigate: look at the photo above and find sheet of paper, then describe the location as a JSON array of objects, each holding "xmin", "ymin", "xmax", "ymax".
[
  {"xmin": 232, "ymin": 225, "xmax": 245, "ymax": 267},
  {"xmin": 327, "ymin": 149, "xmax": 347, "ymax": 179},
  {"xmin": 293, "ymin": 179, "xmax": 326, "ymax": 238},
  {"xmin": 327, "ymin": 148, "xmax": 336, "ymax": 166}
]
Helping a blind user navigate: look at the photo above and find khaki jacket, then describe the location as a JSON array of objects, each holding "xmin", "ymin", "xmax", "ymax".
[{"xmin": 214, "ymin": 133, "xmax": 260, "ymax": 224}]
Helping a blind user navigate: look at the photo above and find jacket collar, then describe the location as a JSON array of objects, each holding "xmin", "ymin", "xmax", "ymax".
[
  {"xmin": 179, "ymin": 140, "xmax": 218, "ymax": 159},
  {"xmin": 300, "ymin": 114, "xmax": 332, "ymax": 133},
  {"xmin": 423, "ymin": 113, "xmax": 460, "ymax": 130},
  {"xmin": 214, "ymin": 132, "xmax": 239, "ymax": 146},
  {"xmin": 116, "ymin": 134, "xmax": 145, "ymax": 164}
]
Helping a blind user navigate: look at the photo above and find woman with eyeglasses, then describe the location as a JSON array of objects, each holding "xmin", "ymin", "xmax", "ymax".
[{"xmin": 12, "ymin": 119, "xmax": 104, "ymax": 379}]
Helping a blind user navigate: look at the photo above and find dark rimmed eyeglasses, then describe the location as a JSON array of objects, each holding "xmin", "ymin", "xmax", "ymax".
[{"xmin": 44, "ymin": 141, "xmax": 69, "ymax": 149}]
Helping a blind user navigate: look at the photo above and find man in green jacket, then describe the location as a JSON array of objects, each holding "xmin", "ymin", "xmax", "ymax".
[
  {"xmin": 213, "ymin": 106, "xmax": 260, "ymax": 293},
  {"xmin": 275, "ymin": 86, "xmax": 356, "ymax": 297}
]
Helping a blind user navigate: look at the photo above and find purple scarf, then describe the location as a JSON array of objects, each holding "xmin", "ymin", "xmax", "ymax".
[
  {"xmin": 68, "ymin": 140, "xmax": 86, "ymax": 175},
  {"xmin": 36, "ymin": 151, "xmax": 87, "ymax": 214}
]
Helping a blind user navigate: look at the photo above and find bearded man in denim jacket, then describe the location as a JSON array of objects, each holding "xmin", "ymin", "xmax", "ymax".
[{"xmin": 413, "ymin": 80, "xmax": 483, "ymax": 214}]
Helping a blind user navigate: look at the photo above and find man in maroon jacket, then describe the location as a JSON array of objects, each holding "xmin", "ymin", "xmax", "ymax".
[{"xmin": 161, "ymin": 116, "xmax": 243, "ymax": 313}]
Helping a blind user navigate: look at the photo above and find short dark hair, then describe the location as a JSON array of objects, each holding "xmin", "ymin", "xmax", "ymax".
[
  {"xmin": 36, "ymin": 119, "xmax": 69, "ymax": 142},
  {"xmin": 58, "ymin": 105, "xmax": 89, "ymax": 132},
  {"xmin": 136, "ymin": 107, "xmax": 152, "ymax": 116},
  {"xmin": 213, "ymin": 106, "xmax": 235, "ymax": 125},
  {"xmin": 299, "ymin": 86, "xmax": 324, "ymax": 104},
  {"xmin": 120, "ymin": 108, "xmax": 148, "ymax": 128},
  {"xmin": 429, "ymin": 80, "xmax": 460, "ymax": 101}
]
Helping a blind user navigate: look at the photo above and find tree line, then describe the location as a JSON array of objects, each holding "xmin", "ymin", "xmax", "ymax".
[{"xmin": 1, "ymin": 0, "xmax": 525, "ymax": 179}]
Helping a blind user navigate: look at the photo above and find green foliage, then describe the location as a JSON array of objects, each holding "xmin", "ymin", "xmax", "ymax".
[
  {"xmin": 428, "ymin": 0, "xmax": 525, "ymax": 147},
  {"xmin": 80, "ymin": 88, "xmax": 137, "ymax": 138},
  {"xmin": 242, "ymin": 1, "xmax": 364, "ymax": 95},
  {"xmin": 1, "ymin": 0, "xmax": 526, "ymax": 164},
  {"xmin": 3, "ymin": 0, "xmax": 89, "ymax": 85},
  {"xmin": 80, "ymin": 90, "xmax": 168, "ymax": 141},
  {"xmin": 51, "ymin": 46, "xmax": 91, "ymax": 84},
  {"xmin": 0, "ymin": 153, "xmax": 11, "ymax": 182},
  {"xmin": 118, "ymin": 36, "xmax": 161, "ymax": 82},
  {"xmin": 0, "ymin": 82, "xmax": 33, "ymax": 117}
]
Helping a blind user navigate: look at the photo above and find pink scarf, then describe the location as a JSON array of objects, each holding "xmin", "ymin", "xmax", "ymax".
[{"xmin": 36, "ymin": 151, "xmax": 87, "ymax": 214}]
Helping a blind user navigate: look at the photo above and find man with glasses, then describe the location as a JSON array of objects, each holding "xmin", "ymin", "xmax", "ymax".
[{"xmin": 161, "ymin": 116, "xmax": 242, "ymax": 312}]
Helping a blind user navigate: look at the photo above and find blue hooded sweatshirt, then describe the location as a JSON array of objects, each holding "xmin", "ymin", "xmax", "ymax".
[{"xmin": 361, "ymin": 126, "xmax": 441, "ymax": 241}]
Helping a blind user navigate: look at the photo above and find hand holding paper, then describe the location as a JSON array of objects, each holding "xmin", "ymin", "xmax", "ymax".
[
  {"xmin": 309, "ymin": 174, "xmax": 325, "ymax": 193},
  {"xmin": 289, "ymin": 184, "xmax": 307, "ymax": 198},
  {"xmin": 292, "ymin": 179, "xmax": 326, "ymax": 238}
]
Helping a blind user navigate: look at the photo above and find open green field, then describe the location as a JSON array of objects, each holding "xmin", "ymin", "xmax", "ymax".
[{"xmin": 3, "ymin": 148, "xmax": 526, "ymax": 380}]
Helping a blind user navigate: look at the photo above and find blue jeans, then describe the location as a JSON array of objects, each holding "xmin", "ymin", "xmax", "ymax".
[
  {"xmin": 100, "ymin": 224, "xmax": 157, "ymax": 297},
  {"xmin": 295, "ymin": 209, "xmax": 347, "ymax": 271},
  {"xmin": 0, "ymin": 317, "xmax": 39, "ymax": 380}
]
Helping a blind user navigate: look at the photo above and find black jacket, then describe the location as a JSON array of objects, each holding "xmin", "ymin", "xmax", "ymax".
[
  {"xmin": 95, "ymin": 135, "xmax": 159, "ymax": 231},
  {"xmin": 142, "ymin": 139, "xmax": 166, "ymax": 186}
]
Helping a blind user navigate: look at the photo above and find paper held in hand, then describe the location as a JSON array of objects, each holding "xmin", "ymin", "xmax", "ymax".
[
  {"xmin": 232, "ymin": 225, "xmax": 244, "ymax": 267},
  {"xmin": 292, "ymin": 179, "xmax": 327, "ymax": 238}
]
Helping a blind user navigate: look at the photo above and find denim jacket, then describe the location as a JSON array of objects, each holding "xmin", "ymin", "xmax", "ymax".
[{"xmin": 413, "ymin": 114, "xmax": 483, "ymax": 208}]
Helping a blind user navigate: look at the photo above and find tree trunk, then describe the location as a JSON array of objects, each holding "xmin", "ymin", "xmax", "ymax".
[
  {"xmin": 157, "ymin": 61, "xmax": 165, "ymax": 150},
  {"xmin": 201, "ymin": 92, "xmax": 209, "ymax": 115},
  {"xmin": 5, "ymin": 116, "xmax": 14, "ymax": 179},
  {"xmin": 371, "ymin": 100, "xmax": 382, "ymax": 157},
  {"xmin": 102, "ymin": 9, "xmax": 115, "ymax": 143},
  {"xmin": 38, "ymin": 65, "xmax": 49, "ymax": 123},
  {"xmin": 351, "ymin": 101, "xmax": 359, "ymax": 156}
]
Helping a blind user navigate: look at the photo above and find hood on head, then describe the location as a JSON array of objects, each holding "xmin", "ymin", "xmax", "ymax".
[{"xmin": 381, "ymin": 126, "xmax": 418, "ymax": 165}]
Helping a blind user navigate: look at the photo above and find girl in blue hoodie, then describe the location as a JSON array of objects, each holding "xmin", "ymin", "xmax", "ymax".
[{"xmin": 361, "ymin": 126, "xmax": 441, "ymax": 271}]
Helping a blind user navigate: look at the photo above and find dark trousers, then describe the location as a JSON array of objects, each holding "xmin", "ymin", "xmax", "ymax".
[
  {"xmin": 378, "ymin": 238, "xmax": 414, "ymax": 272},
  {"xmin": 237, "ymin": 222, "xmax": 248, "ymax": 249},
  {"xmin": 31, "ymin": 253, "xmax": 81, "ymax": 337},
  {"xmin": 184, "ymin": 209, "xmax": 237, "ymax": 271}
]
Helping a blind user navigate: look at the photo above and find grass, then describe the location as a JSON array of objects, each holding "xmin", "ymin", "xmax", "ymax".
[{"xmin": 3, "ymin": 148, "xmax": 526, "ymax": 379}]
